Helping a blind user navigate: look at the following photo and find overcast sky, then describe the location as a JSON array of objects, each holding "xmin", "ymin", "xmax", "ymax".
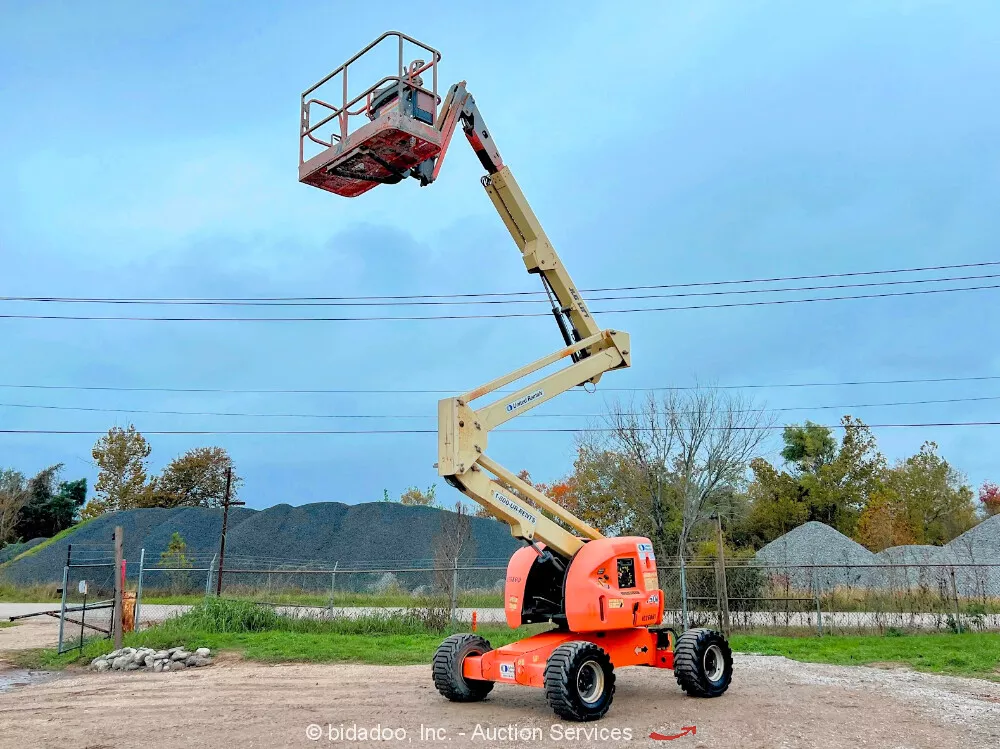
[{"xmin": 1, "ymin": 1, "xmax": 998, "ymax": 509}]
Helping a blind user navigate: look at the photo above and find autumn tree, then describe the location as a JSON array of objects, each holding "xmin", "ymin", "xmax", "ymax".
[
  {"xmin": 979, "ymin": 481, "xmax": 1000, "ymax": 517},
  {"xmin": 399, "ymin": 484, "xmax": 437, "ymax": 507},
  {"xmin": 84, "ymin": 425, "xmax": 151, "ymax": 517},
  {"xmin": 155, "ymin": 447, "xmax": 241, "ymax": 508},
  {"xmin": 855, "ymin": 486, "xmax": 916, "ymax": 552},
  {"xmin": 0, "ymin": 469, "xmax": 29, "ymax": 546}
]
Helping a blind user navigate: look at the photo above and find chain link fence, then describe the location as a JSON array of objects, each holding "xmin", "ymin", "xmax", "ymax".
[
  {"xmin": 129, "ymin": 548, "xmax": 1000, "ymax": 634},
  {"xmin": 660, "ymin": 562, "xmax": 1000, "ymax": 634}
]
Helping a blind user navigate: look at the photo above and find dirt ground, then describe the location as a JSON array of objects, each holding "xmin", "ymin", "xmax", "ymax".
[{"xmin": 0, "ymin": 645, "xmax": 998, "ymax": 749}]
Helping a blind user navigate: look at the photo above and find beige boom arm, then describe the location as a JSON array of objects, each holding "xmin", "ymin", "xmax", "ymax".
[{"xmin": 437, "ymin": 163, "xmax": 632, "ymax": 560}]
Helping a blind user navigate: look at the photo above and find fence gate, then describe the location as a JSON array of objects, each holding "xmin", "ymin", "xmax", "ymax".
[{"xmin": 58, "ymin": 543, "xmax": 116, "ymax": 654}]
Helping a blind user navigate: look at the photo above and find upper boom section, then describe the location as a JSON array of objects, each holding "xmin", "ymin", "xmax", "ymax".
[{"xmin": 299, "ymin": 33, "xmax": 631, "ymax": 559}]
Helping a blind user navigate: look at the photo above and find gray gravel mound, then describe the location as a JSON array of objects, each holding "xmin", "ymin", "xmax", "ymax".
[
  {"xmin": 755, "ymin": 521, "xmax": 878, "ymax": 588},
  {"xmin": 0, "ymin": 502, "xmax": 519, "ymax": 586}
]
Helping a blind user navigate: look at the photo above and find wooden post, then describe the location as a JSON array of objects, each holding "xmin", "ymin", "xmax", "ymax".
[
  {"xmin": 112, "ymin": 526, "xmax": 123, "ymax": 649},
  {"xmin": 714, "ymin": 514, "xmax": 731, "ymax": 636},
  {"xmin": 215, "ymin": 467, "xmax": 244, "ymax": 597}
]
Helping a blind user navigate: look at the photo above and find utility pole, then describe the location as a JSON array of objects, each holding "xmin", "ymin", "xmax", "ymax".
[{"xmin": 215, "ymin": 467, "xmax": 245, "ymax": 597}]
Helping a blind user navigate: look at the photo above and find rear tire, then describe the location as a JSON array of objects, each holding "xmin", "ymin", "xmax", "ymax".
[
  {"xmin": 544, "ymin": 641, "xmax": 616, "ymax": 721},
  {"xmin": 674, "ymin": 628, "xmax": 733, "ymax": 697},
  {"xmin": 432, "ymin": 634, "xmax": 495, "ymax": 702}
]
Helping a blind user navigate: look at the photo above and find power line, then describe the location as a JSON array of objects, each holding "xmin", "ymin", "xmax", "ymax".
[
  {"xmin": 4, "ymin": 422, "xmax": 1000, "ymax": 435},
  {"xmin": 1, "ymin": 281, "xmax": 998, "ymax": 321},
  {"xmin": 1, "ymin": 374, "xmax": 998, "ymax": 395},
  {"xmin": 4, "ymin": 271, "xmax": 999, "ymax": 307},
  {"xmin": 3, "ymin": 394, "xmax": 1000, "ymax": 420},
  {"xmin": 4, "ymin": 259, "xmax": 997, "ymax": 303}
]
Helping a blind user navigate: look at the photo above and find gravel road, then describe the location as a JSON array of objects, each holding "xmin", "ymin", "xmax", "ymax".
[{"xmin": 0, "ymin": 654, "xmax": 997, "ymax": 749}]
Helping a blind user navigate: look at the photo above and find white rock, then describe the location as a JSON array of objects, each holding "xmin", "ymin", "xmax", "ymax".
[
  {"xmin": 111, "ymin": 655, "xmax": 131, "ymax": 671},
  {"xmin": 167, "ymin": 647, "xmax": 182, "ymax": 655},
  {"xmin": 95, "ymin": 660, "xmax": 112, "ymax": 673},
  {"xmin": 153, "ymin": 650, "xmax": 169, "ymax": 660},
  {"xmin": 162, "ymin": 663, "xmax": 171, "ymax": 672},
  {"xmin": 186, "ymin": 655, "xmax": 211, "ymax": 667},
  {"xmin": 144, "ymin": 656, "xmax": 156, "ymax": 668},
  {"xmin": 171, "ymin": 661, "xmax": 187, "ymax": 670},
  {"xmin": 170, "ymin": 650, "xmax": 190, "ymax": 661},
  {"xmin": 195, "ymin": 648, "xmax": 210, "ymax": 657},
  {"xmin": 125, "ymin": 662, "xmax": 141, "ymax": 671},
  {"xmin": 152, "ymin": 661, "xmax": 164, "ymax": 673}
]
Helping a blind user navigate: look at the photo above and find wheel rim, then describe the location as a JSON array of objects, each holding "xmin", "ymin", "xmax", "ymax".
[
  {"xmin": 703, "ymin": 644, "xmax": 725, "ymax": 683},
  {"xmin": 576, "ymin": 660, "xmax": 605, "ymax": 705}
]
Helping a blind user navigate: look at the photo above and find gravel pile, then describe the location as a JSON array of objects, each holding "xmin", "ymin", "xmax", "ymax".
[
  {"xmin": 755, "ymin": 521, "xmax": 878, "ymax": 588},
  {"xmin": 90, "ymin": 646, "xmax": 213, "ymax": 673},
  {"xmin": 1, "ymin": 502, "xmax": 520, "ymax": 586}
]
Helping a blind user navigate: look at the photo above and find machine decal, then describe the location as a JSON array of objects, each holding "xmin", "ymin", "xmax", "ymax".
[
  {"xmin": 493, "ymin": 490, "xmax": 538, "ymax": 526},
  {"xmin": 505, "ymin": 389, "xmax": 544, "ymax": 413},
  {"xmin": 499, "ymin": 662, "xmax": 516, "ymax": 680},
  {"xmin": 643, "ymin": 572, "xmax": 658, "ymax": 590},
  {"xmin": 646, "ymin": 593, "xmax": 659, "ymax": 604},
  {"xmin": 637, "ymin": 542, "xmax": 656, "ymax": 566},
  {"xmin": 608, "ymin": 598, "xmax": 624, "ymax": 609}
]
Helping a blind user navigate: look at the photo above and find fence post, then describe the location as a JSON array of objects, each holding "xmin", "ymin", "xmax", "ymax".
[
  {"xmin": 679, "ymin": 556, "xmax": 689, "ymax": 631},
  {"xmin": 949, "ymin": 568, "xmax": 963, "ymax": 634},
  {"xmin": 134, "ymin": 549, "xmax": 145, "ymax": 632},
  {"xmin": 450, "ymin": 557, "xmax": 460, "ymax": 623},
  {"xmin": 714, "ymin": 515, "xmax": 731, "ymax": 636},
  {"xmin": 56, "ymin": 563, "xmax": 69, "ymax": 654},
  {"xmin": 329, "ymin": 562, "xmax": 339, "ymax": 615},
  {"xmin": 205, "ymin": 554, "xmax": 217, "ymax": 597},
  {"xmin": 814, "ymin": 577, "xmax": 823, "ymax": 637},
  {"xmin": 112, "ymin": 526, "xmax": 124, "ymax": 649}
]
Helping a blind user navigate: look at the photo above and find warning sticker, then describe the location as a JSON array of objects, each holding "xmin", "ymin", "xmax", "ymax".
[
  {"xmin": 499, "ymin": 662, "xmax": 516, "ymax": 680},
  {"xmin": 637, "ymin": 542, "xmax": 656, "ymax": 566},
  {"xmin": 608, "ymin": 598, "xmax": 624, "ymax": 609},
  {"xmin": 643, "ymin": 571, "xmax": 659, "ymax": 590}
]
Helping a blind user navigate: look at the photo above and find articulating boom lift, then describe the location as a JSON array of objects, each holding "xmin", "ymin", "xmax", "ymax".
[{"xmin": 300, "ymin": 32, "xmax": 733, "ymax": 721}]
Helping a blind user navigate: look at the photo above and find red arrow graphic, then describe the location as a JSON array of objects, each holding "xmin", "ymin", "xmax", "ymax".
[{"xmin": 649, "ymin": 726, "xmax": 696, "ymax": 741}]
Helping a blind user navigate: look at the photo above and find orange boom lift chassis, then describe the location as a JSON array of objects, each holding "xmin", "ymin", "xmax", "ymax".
[{"xmin": 299, "ymin": 32, "xmax": 733, "ymax": 721}]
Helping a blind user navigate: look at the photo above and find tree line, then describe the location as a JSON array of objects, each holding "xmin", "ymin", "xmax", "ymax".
[
  {"xmin": 486, "ymin": 389, "xmax": 998, "ymax": 563},
  {"xmin": 0, "ymin": 424, "xmax": 242, "ymax": 547}
]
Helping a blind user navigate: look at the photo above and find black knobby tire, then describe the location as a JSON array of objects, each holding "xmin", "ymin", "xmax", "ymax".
[
  {"xmin": 432, "ymin": 633, "xmax": 495, "ymax": 702},
  {"xmin": 544, "ymin": 641, "xmax": 616, "ymax": 721},
  {"xmin": 673, "ymin": 628, "xmax": 733, "ymax": 698}
]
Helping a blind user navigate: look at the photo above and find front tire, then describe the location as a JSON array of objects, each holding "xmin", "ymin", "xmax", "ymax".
[
  {"xmin": 674, "ymin": 628, "xmax": 733, "ymax": 697},
  {"xmin": 544, "ymin": 641, "xmax": 616, "ymax": 721},
  {"xmin": 433, "ymin": 634, "xmax": 495, "ymax": 702}
]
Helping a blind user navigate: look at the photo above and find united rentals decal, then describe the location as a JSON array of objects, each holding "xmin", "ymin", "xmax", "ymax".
[
  {"xmin": 493, "ymin": 490, "xmax": 538, "ymax": 526},
  {"xmin": 505, "ymin": 389, "xmax": 544, "ymax": 413}
]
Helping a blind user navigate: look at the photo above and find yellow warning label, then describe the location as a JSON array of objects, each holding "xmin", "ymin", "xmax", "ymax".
[
  {"xmin": 643, "ymin": 572, "xmax": 658, "ymax": 590},
  {"xmin": 608, "ymin": 598, "xmax": 624, "ymax": 609}
]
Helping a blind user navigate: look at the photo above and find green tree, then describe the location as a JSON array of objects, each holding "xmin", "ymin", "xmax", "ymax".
[
  {"xmin": 159, "ymin": 531, "xmax": 193, "ymax": 594},
  {"xmin": 84, "ymin": 425, "xmax": 151, "ymax": 517},
  {"xmin": 155, "ymin": 447, "xmax": 242, "ymax": 508},
  {"xmin": 781, "ymin": 421, "xmax": 837, "ymax": 474},
  {"xmin": 0, "ymin": 469, "xmax": 29, "ymax": 546},
  {"xmin": 884, "ymin": 441, "xmax": 976, "ymax": 545},
  {"xmin": 740, "ymin": 457, "xmax": 810, "ymax": 547},
  {"xmin": 15, "ymin": 465, "xmax": 87, "ymax": 539}
]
